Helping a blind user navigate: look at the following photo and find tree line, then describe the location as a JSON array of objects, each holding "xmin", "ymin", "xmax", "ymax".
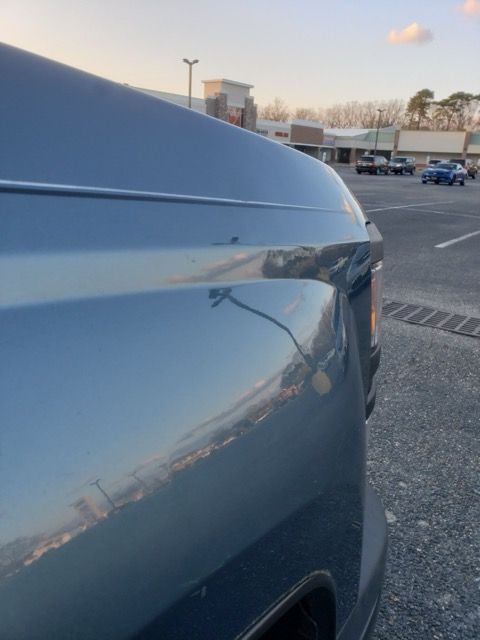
[{"xmin": 259, "ymin": 90, "xmax": 480, "ymax": 131}]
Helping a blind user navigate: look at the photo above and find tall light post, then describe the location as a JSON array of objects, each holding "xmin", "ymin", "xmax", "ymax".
[
  {"xmin": 90, "ymin": 478, "xmax": 116, "ymax": 512},
  {"xmin": 182, "ymin": 58, "xmax": 199, "ymax": 109},
  {"xmin": 373, "ymin": 108, "xmax": 385, "ymax": 156}
]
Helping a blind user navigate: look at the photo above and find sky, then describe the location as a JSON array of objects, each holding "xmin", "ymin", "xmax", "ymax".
[{"xmin": 1, "ymin": 0, "xmax": 479, "ymax": 109}]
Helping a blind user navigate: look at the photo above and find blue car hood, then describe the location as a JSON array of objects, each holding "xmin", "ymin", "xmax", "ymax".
[{"xmin": 425, "ymin": 168, "xmax": 451, "ymax": 174}]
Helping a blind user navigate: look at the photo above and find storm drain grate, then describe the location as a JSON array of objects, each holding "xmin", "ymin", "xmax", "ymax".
[{"xmin": 383, "ymin": 300, "xmax": 480, "ymax": 338}]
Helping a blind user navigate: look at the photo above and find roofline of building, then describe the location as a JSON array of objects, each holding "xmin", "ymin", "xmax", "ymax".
[
  {"xmin": 291, "ymin": 119, "xmax": 323, "ymax": 128},
  {"xmin": 202, "ymin": 78, "xmax": 254, "ymax": 89},
  {"xmin": 132, "ymin": 87, "xmax": 201, "ymax": 98}
]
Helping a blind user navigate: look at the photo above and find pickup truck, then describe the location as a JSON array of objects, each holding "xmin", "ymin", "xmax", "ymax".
[{"xmin": 0, "ymin": 44, "xmax": 386, "ymax": 640}]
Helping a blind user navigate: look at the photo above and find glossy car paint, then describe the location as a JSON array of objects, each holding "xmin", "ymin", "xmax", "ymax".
[
  {"xmin": 0, "ymin": 44, "xmax": 386, "ymax": 639},
  {"xmin": 421, "ymin": 163, "xmax": 467, "ymax": 185}
]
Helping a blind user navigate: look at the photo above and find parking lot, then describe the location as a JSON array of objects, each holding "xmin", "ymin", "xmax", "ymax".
[{"xmin": 336, "ymin": 168, "xmax": 480, "ymax": 639}]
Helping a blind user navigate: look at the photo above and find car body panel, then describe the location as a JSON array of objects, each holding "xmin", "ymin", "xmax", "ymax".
[
  {"xmin": 1, "ymin": 43, "xmax": 361, "ymax": 213},
  {"xmin": 0, "ymin": 44, "xmax": 386, "ymax": 640}
]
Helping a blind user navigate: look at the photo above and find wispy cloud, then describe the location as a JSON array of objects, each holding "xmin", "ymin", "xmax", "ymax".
[
  {"xmin": 387, "ymin": 22, "xmax": 433, "ymax": 45},
  {"xmin": 457, "ymin": 0, "xmax": 480, "ymax": 16}
]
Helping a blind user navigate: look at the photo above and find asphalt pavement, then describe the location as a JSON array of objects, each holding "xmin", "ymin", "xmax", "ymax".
[{"xmin": 336, "ymin": 167, "xmax": 480, "ymax": 640}]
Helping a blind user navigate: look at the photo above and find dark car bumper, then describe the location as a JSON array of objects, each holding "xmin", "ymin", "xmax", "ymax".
[
  {"xmin": 422, "ymin": 174, "xmax": 450, "ymax": 182},
  {"xmin": 389, "ymin": 166, "xmax": 413, "ymax": 173},
  {"xmin": 337, "ymin": 485, "xmax": 387, "ymax": 640},
  {"xmin": 356, "ymin": 167, "xmax": 383, "ymax": 174}
]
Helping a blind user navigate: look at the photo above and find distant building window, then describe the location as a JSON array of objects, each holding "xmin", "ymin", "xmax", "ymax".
[
  {"xmin": 275, "ymin": 131, "xmax": 288, "ymax": 138},
  {"xmin": 256, "ymin": 129, "xmax": 269, "ymax": 136}
]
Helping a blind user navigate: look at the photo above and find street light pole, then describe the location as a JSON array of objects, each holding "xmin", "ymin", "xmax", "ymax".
[
  {"xmin": 182, "ymin": 58, "xmax": 199, "ymax": 109},
  {"xmin": 90, "ymin": 478, "xmax": 116, "ymax": 511},
  {"xmin": 373, "ymin": 108, "xmax": 385, "ymax": 156}
]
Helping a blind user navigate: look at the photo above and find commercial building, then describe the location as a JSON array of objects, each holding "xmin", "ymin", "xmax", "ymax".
[
  {"xmin": 135, "ymin": 80, "xmax": 480, "ymax": 166},
  {"xmin": 255, "ymin": 118, "xmax": 335, "ymax": 161},
  {"xmin": 334, "ymin": 128, "xmax": 480, "ymax": 165},
  {"xmin": 135, "ymin": 78, "xmax": 256, "ymax": 131}
]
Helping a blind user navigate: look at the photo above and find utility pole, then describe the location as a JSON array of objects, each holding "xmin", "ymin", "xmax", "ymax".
[{"xmin": 373, "ymin": 108, "xmax": 385, "ymax": 156}]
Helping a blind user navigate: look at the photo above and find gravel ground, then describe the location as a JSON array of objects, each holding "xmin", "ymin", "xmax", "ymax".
[{"xmin": 368, "ymin": 318, "xmax": 480, "ymax": 639}]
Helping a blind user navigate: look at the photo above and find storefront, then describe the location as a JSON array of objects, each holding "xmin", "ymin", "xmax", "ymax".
[{"xmin": 134, "ymin": 82, "xmax": 479, "ymax": 166}]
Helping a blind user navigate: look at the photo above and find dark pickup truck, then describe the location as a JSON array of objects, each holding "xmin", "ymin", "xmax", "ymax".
[{"xmin": 0, "ymin": 44, "xmax": 386, "ymax": 640}]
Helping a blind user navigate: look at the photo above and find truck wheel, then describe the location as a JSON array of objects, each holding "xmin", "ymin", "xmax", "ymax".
[
  {"xmin": 460, "ymin": 180, "xmax": 465, "ymax": 186},
  {"xmin": 422, "ymin": 180, "xmax": 427, "ymax": 184}
]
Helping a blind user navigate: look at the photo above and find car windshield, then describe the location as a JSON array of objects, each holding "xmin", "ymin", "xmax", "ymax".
[
  {"xmin": 391, "ymin": 157, "xmax": 407, "ymax": 162},
  {"xmin": 436, "ymin": 163, "xmax": 456, "ymax": 170},
  {"xmin": 360, "ymin": 156, "xmax": 374, "ymax": 161}
]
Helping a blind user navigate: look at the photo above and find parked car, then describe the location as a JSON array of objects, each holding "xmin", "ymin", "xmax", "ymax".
[
  {"xmin": 421, "ymin": 162, "xmax": 467, "ymax": 185},
  {"xmin": 0, "ymin": 44, "xmax": 387, "ymax": 640},
  {"xmin": 356, "ymin": 155, "xmax": 389, "ymax": 174},
  {"xmin": 448, "ymin": 158, "xmax": 477, "ymax": 179},
  {"xmin": 388, "ymin": 156, "xmax": 416, "ymax": 175},
  {"xmin": 427, "ymin": 159, "xmax": 443, "ymax": 166}
]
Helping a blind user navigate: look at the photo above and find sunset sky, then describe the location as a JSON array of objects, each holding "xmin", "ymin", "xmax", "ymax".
[{"xmin": 1, "ymin": 0, "xmax": 479, "ymax": 108}]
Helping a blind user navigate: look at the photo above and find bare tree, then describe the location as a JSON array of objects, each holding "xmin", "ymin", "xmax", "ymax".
[
  {"xmin": 380, "ymin": 99, "xmax": 405, "ymax": 126},
  {"xmin": 361, "ymin": 102, "xmax": 380, "ymax": 128},
  {"xmin": 317, "ymin": 99, "xmax": 404, "ymax": 129},
  {"xmin": 258, "ymin": 97, "xmax": 291, "ymax": 121},
  {"xmin": 319, "ymin": 102, "xmax": 360, "ymax": 128},
  {"xmin": 260, "ymin": 90, "xmax": 478, "ymax": 132},
  {"xmin": 293, "ymin": 107, "xmax": 319, "ymax": 121}
]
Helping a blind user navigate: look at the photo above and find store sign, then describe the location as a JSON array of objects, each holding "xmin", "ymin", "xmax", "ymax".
[{"xmin": 226, "ymin": 106, "xmax": 243, "ymax": 127}]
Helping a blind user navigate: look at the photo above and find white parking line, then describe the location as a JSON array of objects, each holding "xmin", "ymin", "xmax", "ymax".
[
  {"xmin": 409, "ymin": 208, "xmax": 480, "ymax": 221},
  {"xmin": 435, "ymin": 230, "xmax": 480, "ymax": 249},
  {"xmin": 365, "ymin": 201, "xmax": 453, "ymax": 213}
]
